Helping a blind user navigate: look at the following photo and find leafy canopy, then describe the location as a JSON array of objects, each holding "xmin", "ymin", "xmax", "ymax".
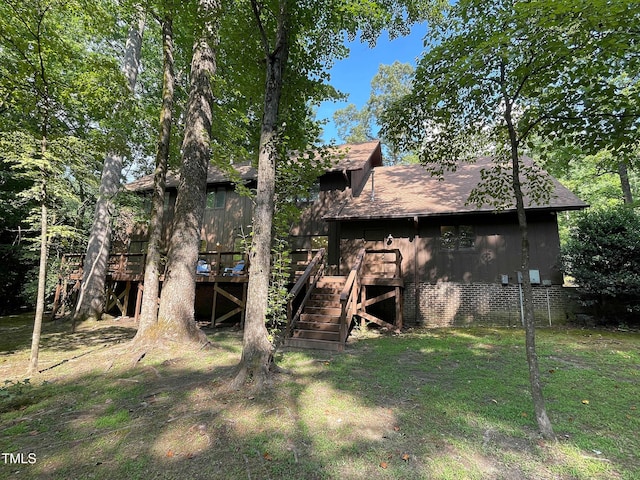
[{"xmin": 382, "ymin": 0, "xmax": 640, "ymax": 207}]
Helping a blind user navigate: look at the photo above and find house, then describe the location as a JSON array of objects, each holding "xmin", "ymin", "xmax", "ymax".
[
  {"xmin": 323, "ymin": 155, "xmax": 587, "ymax": 327},
  {"xmin": 60, "ymin": 140, "xmax": 586, "ymax": 342}
]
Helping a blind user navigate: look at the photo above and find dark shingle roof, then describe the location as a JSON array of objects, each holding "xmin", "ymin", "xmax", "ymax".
[
  {"xmin": 125, "ymin": 140, "xmax": 382, "ymax": 192},
  {"xmin": 125, "ymin": 163, "xmax": 256, "ymax": 192},
  {"xmin": 328, "ymin": 140, "xmax": 383, "ymax": 172},
  {"xmin": 325, "ymin": 157, "xmax": 588, "ymax": 220}
]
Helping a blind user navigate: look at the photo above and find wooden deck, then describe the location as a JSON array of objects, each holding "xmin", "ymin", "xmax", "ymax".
[
  {"xmin": 55, "ymin": 249, "xmax": 320, "ymax": 325},
  {"xmin": 56, "ymin": 248, "xmax": 404, "ymax": 349}
]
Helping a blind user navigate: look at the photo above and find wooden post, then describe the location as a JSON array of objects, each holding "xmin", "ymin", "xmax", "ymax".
[
  {"xmin": 395, "ymin": 286, "xmax": 403, "ymax": 330},
  {"xmin": 211, "ymin": 280, "xmax": 218, "ymax": 326},
  {"xmin": 134, "ymin": 282, "xmax": 144, "ymax": 322},
  {"xmin": 240, "ymin": 281, "xmax": 248, "ymax": 328}
]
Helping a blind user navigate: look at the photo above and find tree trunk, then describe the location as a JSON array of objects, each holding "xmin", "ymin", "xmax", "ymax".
[
  {"xmin": 123, "ymin": 5, "xmax": 145, "ymax": 92},
  {"xmin": 154, "ymin": 0, "xmax": 218, "ymax": 345},
  {"xmin": 505, "ymin": 111, "xmax": 555, "ymax": 440},
  {"xmin": 28, "ymin": 183, "xmax": 48, "ymax": 376},
  {"xmin": 618, "ymin": 161, "xmax": 634, "ymax": 204},
  {"xmin": 231, "ymin": 0, "xmax": 289, "ymax": 390},
  {"xmin": 134, "ymin": 12, "xmax": 174, "ymax": 343},
  {"xmin": 73, "ymin": 10, "xmax": 145, "ymax": 325},
  {"xmin": 73, "ymin": 152, "xmax": 122, "ymax": 324}
]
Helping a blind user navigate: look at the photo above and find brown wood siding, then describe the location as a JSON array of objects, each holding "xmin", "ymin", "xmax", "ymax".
[
  {"xmin": 200, "ymin": 187, "xmax": 253, "ymax": 250},
  {"xmin": 292, "ymin": 189, "xmax": 349, "ymax": 238},
  {"xmin": 335, "ymin": 212, "xmax": 563, "ymax": 285},
  {"xmin": 349, "ymin": 168, "xmax": 369, "ymax": 196}
]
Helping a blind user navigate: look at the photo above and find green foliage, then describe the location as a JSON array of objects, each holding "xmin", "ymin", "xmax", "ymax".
[
  {"xmin": 563, "ymin": 206, "xmax": 640, "ymax": 324},
  {"xmin": 334, "ymin": 61, "xmax": 417, "ymax": 163},
  {"xmin": 0, "ymin": 0, "xmax": 137, "ymax": 311},
  {"xmin": 382, "ymin": 0, "xmax": 640, "ymax": 185},
  {"xmin": 266, "ymin": 238, "xmax": 292, "ymax": 343},
  {"xmin": 0, "ymin": 378, "xmax": 39, "ymax": 411},
  {"xmin": 334, "ymin": 103, "xmax": 373, "ymax": 144}
]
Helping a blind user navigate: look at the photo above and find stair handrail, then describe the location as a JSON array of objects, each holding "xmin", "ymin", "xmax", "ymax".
[
  {"xmin": 286, "ymin": 248, "xmax": 326, "ymax": 337},
  {"xmin": 338, "ymin": 247, "xmax": 367, "ymax": 345}
]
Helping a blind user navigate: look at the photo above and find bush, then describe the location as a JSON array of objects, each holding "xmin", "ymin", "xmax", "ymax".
[{"xmin": 563, "ymin": 205, "xmax": 640, "ymax": 325}]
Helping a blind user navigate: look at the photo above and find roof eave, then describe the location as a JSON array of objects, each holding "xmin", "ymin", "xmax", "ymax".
[{"xmin": 324, "ymin": 204, "xmax": 588, "ymax": 222}]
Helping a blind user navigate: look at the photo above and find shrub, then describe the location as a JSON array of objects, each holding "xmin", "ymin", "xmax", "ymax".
[{"xmin": 563, "ymin": 205, "xmax": 640, "ymax": 325}]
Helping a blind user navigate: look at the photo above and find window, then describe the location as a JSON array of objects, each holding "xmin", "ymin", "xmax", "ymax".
[
  {"xmin": 206, "ymin": 188, "xmax": 226, "ymax": 209},
  {"xmin": 292, "ymin": 180, "xmax": 320, "ymax": 207},
  {"xmin": 440, "ymin": 225, "xmax": 475, "ymax": 250},
  {"xmin": 311, "ymin": 236, "xmax": 328, "ymax": 250}
]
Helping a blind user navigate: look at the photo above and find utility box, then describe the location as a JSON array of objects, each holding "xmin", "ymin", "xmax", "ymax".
[
  {"xmin": 529, "ymin": 269, "xmax": 540, "ymax": 284},
  {"xmin": 501, "ymin": 274, "xmax": 509, "ymax": 285},
  {"xmin": 516, "ymin": 270, "xmax": 541, "ymax": 284}
]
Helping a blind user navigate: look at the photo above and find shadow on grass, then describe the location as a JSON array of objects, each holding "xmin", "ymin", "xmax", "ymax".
[
  {"xmin": 0, "ymin": 315, "xmax": 137, "ymax": 355},
  {"xmin": 0, "ymin": 325, "xmax": 638, "ymax": 479}
]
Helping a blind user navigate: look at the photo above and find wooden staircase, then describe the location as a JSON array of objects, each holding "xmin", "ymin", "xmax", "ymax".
[
  {"xmin": 285, "ymin": 276, "xmax": 347, "ymax": 351},
  {"xmin": 284, "ymin": 247, "xmax": 404, "ymax": 352}
]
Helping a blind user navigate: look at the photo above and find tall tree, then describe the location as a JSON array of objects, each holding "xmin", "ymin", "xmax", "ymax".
[
  {"xmin": 0, "ymin": 0, "xmax": 119, "ymax": 372},
  {"xmin": 134, "ymin": 1, "xmax": 176, "ymax": 342},
  {"xmin": 153, "ymin": 0, "xmax": 219, "ymax": 345},
  {"xmin": 232, "ymin": 0, "xmax": 443, "ymax": 389},
  {"xmin": 231, "ymin": 0, "xmax": 291, "ymax": 389},
  {"xmin": 73, "ymin": 6, "xmax": 146, "ymax": 324},
  {"xmin": 382, "ymin": 0, "xmax": 640, "ymax": 439}
]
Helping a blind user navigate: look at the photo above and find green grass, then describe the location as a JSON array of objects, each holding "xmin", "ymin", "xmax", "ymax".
[{"xmin": 1, "ymin": 318, "xmax": 639, "ymax": 479}]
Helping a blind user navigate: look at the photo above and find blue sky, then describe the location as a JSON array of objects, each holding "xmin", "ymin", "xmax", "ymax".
[{"xmin": 316, "ymin": 25, "xmax": 429, "ymax": 144}]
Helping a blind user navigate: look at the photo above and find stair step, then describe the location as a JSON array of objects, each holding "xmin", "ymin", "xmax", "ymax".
[
  {"xmin": 314, "ymin": 286, "xmax": 344, "ymax": 294},
  {"xmin": 300, "ymin": 313, "xmax": 341, "ymax": 323},
  {"xmin": 284, "ymin": 337, "xmax": 344, "ymax": 352},
  {"xmin": 317, "ymin": 275, "xmax": 346, "ymax": 284},
  {"xmin": 296, "ymin": 321, "xmax": 340, "ymax": 332},
  {"xmin": 310, "ymin": 292, "xmax": 341, "ymax": 302},
  {"xmin": 292, "ymin": 329, "xmax": 340, "ymax": 341},
  {"xmin": 309, "ymin": 302, "xmax": 341, "ymax": 310},
  {"xmin": 304, "ymin": 306, "xmax": 342, "ymax": 315}
]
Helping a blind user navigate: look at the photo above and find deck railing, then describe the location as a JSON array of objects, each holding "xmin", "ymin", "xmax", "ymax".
[
  {"xmin": 338, "ymin": 248, "xmax": 403, "ymax": 346},
  {"xmin": 286, "ymin": 248, "xmax": 326, "ymax": 338},
  {"xmin": 60, "ymin": 248, "xmax": 328, "ymax": 282},
  {"xmin": 338, "ymin": 247, "xmax": 367, "ymax": 345}
]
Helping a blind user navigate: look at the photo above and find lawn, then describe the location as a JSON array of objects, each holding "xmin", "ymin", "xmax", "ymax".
[{"xmin": 1, "ymin": 314, "xmax": 639, "ymax": 479}]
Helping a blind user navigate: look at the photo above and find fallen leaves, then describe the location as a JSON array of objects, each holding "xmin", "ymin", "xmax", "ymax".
[{"xmin": 379, "ymin": 452, "xmax": 411, "ymax": 468}]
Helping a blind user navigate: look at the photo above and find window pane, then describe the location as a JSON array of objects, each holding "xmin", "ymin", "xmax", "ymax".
[
  {"xmin": 206, "ymin": 189, "xmax": 226, "ymax": 209},
  {"xmin": 215, "ymin": 189, "xmax": 225, "ymax": 208},
  {"xmin": 440, "ymin": 226, "xmax": 456, "ymax": 250},
  {"xmin": 311, "ymin": 236, "xmax": 328, "ymax": 250},
  {"xmin": 206, "ymin": 191, "xmax": 216, "ymax": 209},
  {"xmin": 459, "ymin": 225, "xmax": 475, "ymax": 249}
]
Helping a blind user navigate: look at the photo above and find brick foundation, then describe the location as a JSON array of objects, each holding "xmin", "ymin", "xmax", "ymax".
[{"xmin": 404, "ymin": 282, "xmax": 568, "ymax": 327}]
